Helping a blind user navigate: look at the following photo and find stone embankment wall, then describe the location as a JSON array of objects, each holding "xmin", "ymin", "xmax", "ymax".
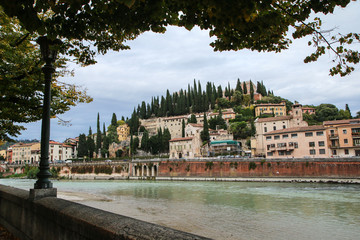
[
  {"xmin": 157, "ymin": 158, "xmax": 360, "ymax": 178},
  {"xmin": 0, "ymin": 185, "xmax": 209, "ymax": 240}
]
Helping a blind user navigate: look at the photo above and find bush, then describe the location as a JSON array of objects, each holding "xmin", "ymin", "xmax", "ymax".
[
  {"xmin": 71, "ymin": 166, "xmax": 93, "ymax": 174},
  {"xmin": 94, "ymin": 165, "xmax": 113, "ymax": 175},
  {"xmin": 205, "ymin": 161, "xmax": 214, "ymax": 170},
  {"xmin": 26, "ymin": 167, "xmax": 39, "ymax": 179},
  {"xmin": 249, "ymin": 162, "xmax": 257, "ymax": 170}
]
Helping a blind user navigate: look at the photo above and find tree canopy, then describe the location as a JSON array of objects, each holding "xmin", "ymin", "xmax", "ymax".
[
  {"xmin": 0, "ymin": 9, "xmax": 92, "ymax": 141},
  {"xmin": 0, "ymin": 0, "xmax": 358, "ymax": 75}
]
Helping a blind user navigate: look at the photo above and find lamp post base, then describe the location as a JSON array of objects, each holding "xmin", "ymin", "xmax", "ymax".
[{"xmin": 29, "ymin": 188, "xmax": 57, "ymax": 201}]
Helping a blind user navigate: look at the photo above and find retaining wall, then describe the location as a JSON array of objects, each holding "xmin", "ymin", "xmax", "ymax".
[
  {"xmin": 0, "ymin": 185, "xmax": 209, "ymax": 240},
  {"xmin": 157, "ymin": 159, "xmax": 360, "ymax": 178}
]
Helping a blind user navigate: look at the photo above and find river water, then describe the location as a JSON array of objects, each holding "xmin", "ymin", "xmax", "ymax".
[{"xmin": 1, "ymin": 179, "xmax": 360, "ymax": 240}]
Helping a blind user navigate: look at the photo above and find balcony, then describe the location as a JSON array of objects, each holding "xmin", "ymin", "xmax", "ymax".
[
  {"xmin": 330, "ymin": 144, "xmax": 340, "ymax": 149},
  {"xmin": 329, "ymin": 134, "xmax": 339, "ymax": 139},
  {"xmin": 352, "ymin": 132, "xmax": 360, "ymax": 138}
]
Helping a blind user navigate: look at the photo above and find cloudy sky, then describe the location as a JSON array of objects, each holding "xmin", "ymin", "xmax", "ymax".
[{"xmin": 17, "ymin": 2, "xmax": 360, "ymax": 142}]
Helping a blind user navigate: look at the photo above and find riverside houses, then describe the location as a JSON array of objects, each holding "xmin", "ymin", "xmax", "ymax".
[
  {"xmin": 264, "ymin": 125, "xmax": 329, "ymax": 158},
  {"xmin": 323, "ymin": 118, "xmax": 360, "ymax": 157},
  {"xmin": 169, "ymin": 137, "xmax": 201, "ymax": 159},
  {"xmin": 251, "ymin": 103, "xmax": 308, "ymax": 157}
]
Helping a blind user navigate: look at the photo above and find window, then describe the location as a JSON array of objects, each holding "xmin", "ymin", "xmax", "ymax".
[
  {"xmin": 318, "ymin": 141, "xmax": 325, "ymax": 147},
  {"xmin": 345, "ymin": 149, "xmax": 349, "ymax": 155},
  {"xmin": 316, "ymin": 131, "xmax": 324, "ymax": 136},
  {"xmin": 274, "ymin": 135, "xmax": 280, "ymax": 140},
  {"xmin": 305, "ymin": 132, "xmax": 313, "ymax": 137},
  {"xmin": 343, "ymin": 129, "xmax": 347, "ymax": 134},
  {"xmin": 267, "ymin": 152, "xmax": 273, "ymax": 156},
  {"xmin": 344, "ymin": 139, "xmax": 348, "ymax": 144},
  {"xmin": 266, "ymin": 136, "xmax": 272, "ymax": 140},
  {"xmin": 278, "ymin": 151, "xmax": 285, "ymax": 156},
  {"xmin": 332, "ymin": 150, "xmax": 337, "ymax": 155},
  {"xmin": 309, "ymin": 149, "xmax": 316, "ymax": 155},
  {"xmin": 291, "ymin": 133, "xmax": 298, "ymax": 138},
  {"xmin": 294, "ymin": 142, "xmax": 298, "ymax": 148},
  {"xmin": 309, "ymin": 142, "xmax": 315, "ymax": 147},
  {"xmin": 319, "ymin": 149, "xmax": 326, "ymax": 154},
  {"xmin": 283, "ymin": 134, "xmax": 288, "ymax": 139},
  {"xmin": 273, "ymin": 126, "xmax": 277, "ymax": 131},
  {"xmin": 264, "ymin": 127, "xmax": 267, "ymax": 133}
]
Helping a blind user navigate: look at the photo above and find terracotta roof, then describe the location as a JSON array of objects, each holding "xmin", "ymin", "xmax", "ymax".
[
  {"xmin": 264, "ymin": 125, "xmax": 325, "ymax": 135},
  {"xmin": 256, "ymin": 116, "xmax": 292, "ymax": 123},
  {"xmin": 188, "ymin": 123, "xmax": 203, "ymax": 128},
  {"xmin": 169, "ymin": 137, "xmax": 194, "ymax": 142},
  {"xmin": 163, "ymin": 115, "xmax": 188, "ymax": 120},
  {"xmin": 323, "ymin": 118, "xmax": 360, "ymax": 126},
  {"xmin": 255, "ymin": 102, "xmax": 285, "ymax": 107}
]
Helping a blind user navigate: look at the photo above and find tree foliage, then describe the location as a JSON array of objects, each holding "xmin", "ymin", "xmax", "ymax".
[
  {"xmin": 1, "ymin": 1, "xmax": 357, "ymax": 74},
  {"xmin": 0, "ymin": 9, "xmax": 92, "ymax": 141}
]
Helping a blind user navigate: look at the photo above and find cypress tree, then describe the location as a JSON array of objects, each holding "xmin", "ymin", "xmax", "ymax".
[
  {"xmin": 188, "ymin": 114, "xmax": 197, "ymax": 123},
  {"xmin": 111, "ymin": 113, "xmax": 117, "ymax": 126},
  {"xmin": 243, "ymin": 81, "xmax": 247, "ymax": 94},
  {"xmin": 141, "ymin": 129, "xmax": 149, "ymax": 152},
  {"xmin": 250, "ymin": 80, "xmax": 254, "ymax": 103},
  {"xmin": 77, "ymin": 134, "xmax": 88, "ymax": 157},
  {"xmin": 200, "ymin": 113, "xmax": 210, "ymax": 143},
  {"xmin": 87, "ymin": 127, "xmax": 95, "ymax": 159},
  {"xmin": 236, "ymin": 78, "xmax": 242, "ymax": 92},
  {"xmin": 212, "ymin": 84, "xmax": 217, "ymax": 100},
  {"xmin": 163, "ymin": 128, "xmax": 171, "ymax": 153},
  {"xmin": 345, "ymin": 104, "xmax": 352, "ymax": 118},
  {"xmin": 217, "ymin": 85, "xmax": 223, "ymax": 98},
  {"xmin": 140, "ymin": 101, "xmax": 146, "ymax": 119},
  {"xmin": 146, "ymin": 103, "xmax": 151, "ymax": 119},
  {"xmin": 96, "ymin": 113, "xmax": 102, "ymax": 154}
]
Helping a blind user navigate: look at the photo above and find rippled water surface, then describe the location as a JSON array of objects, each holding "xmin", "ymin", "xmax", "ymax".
[{"xmin": 2, "ymin": 179, "xmax": 360, "ymax": 240}]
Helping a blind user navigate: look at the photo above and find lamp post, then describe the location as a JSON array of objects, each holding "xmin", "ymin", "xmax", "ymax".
[{"xmin": 33, "ymin": 36, "xmax": 62, "ymax": 190}]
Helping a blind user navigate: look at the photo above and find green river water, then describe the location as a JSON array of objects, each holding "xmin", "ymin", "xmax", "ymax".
[{"xmin": 1, "ymin": 179, "xmax": 359, "ymax": 240}]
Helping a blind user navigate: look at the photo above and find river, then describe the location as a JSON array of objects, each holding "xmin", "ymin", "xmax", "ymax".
[{"xmin": 1, "ymin": 179, "xmax": 359, "ymax": 240}]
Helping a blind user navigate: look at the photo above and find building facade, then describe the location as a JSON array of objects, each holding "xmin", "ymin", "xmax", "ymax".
[
  {"xmin": 254, "ymin": 101, "xmax": 287, "ymax": 117},
  {"xmin": 252, "ymin": 104, "xmax": 308, "ymax": 156},
  {"xmin": 323, "ymin": 118, "xmax": 360, "ymax": 157},
  {"xmin": 169, "ymin": 137, "xmax": 201, "ymax": 159},
  {"xmin": 117, "ymin": 123, "xmax": 130, "ymax": 141},
  {"xmin": 264, "ymin": 125, "xmax": 329, "ymax": 158}
]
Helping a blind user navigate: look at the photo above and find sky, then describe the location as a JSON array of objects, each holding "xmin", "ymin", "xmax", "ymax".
[{"xmin": 17, "ymin": 2, "xmax": 360, "ymax": 142}]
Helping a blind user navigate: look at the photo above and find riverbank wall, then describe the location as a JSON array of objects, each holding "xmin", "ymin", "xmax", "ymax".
[
  {"xmin": 0, "ymin": 184, "xmax": 209, "ymax": 240},
  {"xmin": 155, "ymin": 158, "xmax": 360, "ymax": 179}
]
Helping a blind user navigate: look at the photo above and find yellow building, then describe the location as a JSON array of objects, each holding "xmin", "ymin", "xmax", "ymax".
[
  {"xmin": 255, "ymin": 101, "xmax": 287, "ymax": 117},
  {"xmin": 117, "ymin": 124, "xmax": 130, "ymax": 142}
]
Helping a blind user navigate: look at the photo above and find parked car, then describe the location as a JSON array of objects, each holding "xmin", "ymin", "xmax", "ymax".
[
  {"xmin": 105, "ymin": 159, "xmax": 112, "ymax": 163},
  {"xmin": 65, "ymin": 160, "xmax": 72, "ymax": 164},
  {"xmin": 55, "ymin": 160, "xmax": 65, "ymax": 164}
]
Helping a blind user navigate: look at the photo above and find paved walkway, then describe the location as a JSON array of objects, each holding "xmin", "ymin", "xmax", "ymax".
[{"xmin": 0, "ymin": 224, "xmax": 18, "ymax": 240}]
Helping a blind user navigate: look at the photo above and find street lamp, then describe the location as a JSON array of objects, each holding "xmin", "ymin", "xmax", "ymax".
[{"xmin": 33, "ymin": 36, "xmax": 62, "ymax": 190}]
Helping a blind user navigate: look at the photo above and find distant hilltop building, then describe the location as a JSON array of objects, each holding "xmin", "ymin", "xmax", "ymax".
[
  {"xmin": 254, "ymin": 101, "xmax": 287, "ymax": 117},
  {"xmin": 117, "ymin": 123, "xmax": 130, "ymax": 142}
]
